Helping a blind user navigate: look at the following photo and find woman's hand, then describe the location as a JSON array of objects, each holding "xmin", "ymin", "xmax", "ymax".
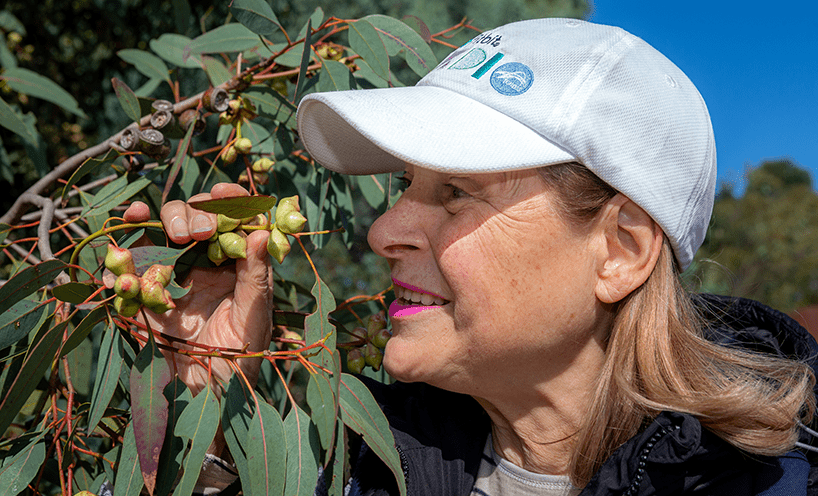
[{"xmin": 123, "ymin": 183, "xmax": 274, "ymax": 397}]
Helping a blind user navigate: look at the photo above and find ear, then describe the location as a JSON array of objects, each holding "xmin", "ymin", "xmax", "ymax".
[{"xmin": 594, "ymin": 194, "xmax": 664, "ymax": 304}]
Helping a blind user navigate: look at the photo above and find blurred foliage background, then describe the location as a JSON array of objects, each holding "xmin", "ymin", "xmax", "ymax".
[{"xmin": 1, "ymin": 0, "xmax": 815, "ymax": 314}]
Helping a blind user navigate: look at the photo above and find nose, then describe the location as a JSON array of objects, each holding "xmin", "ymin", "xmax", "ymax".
[{"xmin": 367, "ymin": 191, "xmax": 428, "ymax": 260}]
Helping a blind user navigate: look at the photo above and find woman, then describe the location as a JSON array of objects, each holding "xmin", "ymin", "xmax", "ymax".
[{"xmin": 129, "ymin": 18, "xmax": 817, "ymax": 495}]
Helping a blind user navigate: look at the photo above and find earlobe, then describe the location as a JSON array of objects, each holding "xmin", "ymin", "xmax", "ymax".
[{"xmin": 595, "ymin": 195, "xmax": 663, "ymax": 304}]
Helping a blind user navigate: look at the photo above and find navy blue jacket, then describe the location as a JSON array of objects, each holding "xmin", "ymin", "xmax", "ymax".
[{"xmin": 321, "ymin": 295, "xmax": 818, "ymax": 496}]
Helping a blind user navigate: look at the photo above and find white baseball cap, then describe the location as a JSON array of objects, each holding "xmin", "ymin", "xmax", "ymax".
[{"xmin": 296, "ymin": 18, "xmax": 717, "ymax": 270}]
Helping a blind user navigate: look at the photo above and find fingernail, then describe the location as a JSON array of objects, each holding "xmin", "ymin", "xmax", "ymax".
[
  {"xmin": 170, "ymin": 217, "xmax": 187, "ymax": 238},
  {"xmin": 191, "ymin": 214, "xmax": 213, "ymax": 234}
]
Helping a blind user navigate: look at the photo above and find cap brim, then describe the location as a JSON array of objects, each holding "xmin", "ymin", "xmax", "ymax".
[{"xmin": 297, "ymin": 86, "xmax": 575, "ymax": 175}]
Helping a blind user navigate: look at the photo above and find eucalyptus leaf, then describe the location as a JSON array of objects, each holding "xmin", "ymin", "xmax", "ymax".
[
  {"xmin": 150, "ymin": 34, "xmax": 203, "ymax": 68},
  {"xmin": 0, "ymin": 97, "xmax": 37, "ymax": 145},
  {"xmin": 230, "ymin": 0, "xmax": 281, "ymax": 37},
  {"xmin": 118, "ymin": 49, "xmax": 172, "ymax": 83},
  {"xmin": 186, "ymin": 23, "xmax": 261, "ymax": 55},
  {"xmin": 2, "ymin": 67, "xmax": 87, "ymax": 118}
]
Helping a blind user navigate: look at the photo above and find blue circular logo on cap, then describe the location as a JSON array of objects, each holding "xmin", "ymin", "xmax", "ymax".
[{"xmin": 490, "ymin": 62, "xmax": 534, "ymax": 96}]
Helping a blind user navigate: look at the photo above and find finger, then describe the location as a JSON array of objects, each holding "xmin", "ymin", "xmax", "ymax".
[
  {"xmin": 123, "ymin": 201, "xmax": 151, "ymax": 223},
  {"xmin": 161, "ymin": 200, "xmax": 193, "ymax": 244},
  {"xmin": 185, "ymin": 192, "xmax": 218, "ymax": 242},
  {"xmin": 211, "ymin": 182, "xmax": 250, "ymax": 199},
  {"xmin": 230, "ymin": 229, "xmax": 273, "ymax": 352}
]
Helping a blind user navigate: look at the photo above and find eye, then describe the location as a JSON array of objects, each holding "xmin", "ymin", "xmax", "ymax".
[{"xmin": 445, "ymin": 184, "xmax": 469, "ymax": 200}]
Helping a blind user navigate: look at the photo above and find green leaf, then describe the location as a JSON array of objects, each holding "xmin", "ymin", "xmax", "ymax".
[
  {"xmin": 0, "ymin": 96, "xmax": 37, "ymax": 145},
  {"xmin": 52, "ymin": 281, "xmax": 96, "ymax": 304},
  {"xmin": 186, "ymin": 23, "xmax": 261, "ymax": 55},
  {"xmin": 318, "ymin": 59, "xmax": 351, "ymax": 92},
  {"xmin": 129, "ymin": 336, "xmax": 171, "ymax": 495},
  {"xmin": 0, "ymin": 38, "xmax": 16, "ymax": 70},
  {"xmin": 111, "ymin": 77, "xmax": 142, "ymax": 123},
  {"xmin": 173, "ymin": 384, "xmax": 220, "ymax": 496},
  {"xmin": 306, "ymin": 371, "xmax": 336, "ymax": 452},
  {"xmin": 339, "ymin": 373, "xmax": 406, "ymax": 496},
  {"xmin": 118, "ymin": 49, "xmax": 172, "ymax": 84},
  {"xmin": 87, "ymin": 323, "xmax": 123, "ymax": 436},
  {"xmin": 114, "ymin": 423, "xmax": 144, "ymax": 496},
  {"xmin": 0, "ymin": 298, "xmax": 52, "ymax": 351},
  {"xmin": 245, "ymin": 400, "xmax": 286, "ymax": 496},
  {"xmin": 150, "ymin": 34, "xmax": 203, "ymax": 68},
  {"xmin": 162, "ymin": 119, "xmax": 197, "ymax": 204},
  {"xmin": 242, "ymin": 86, "xmax": 296, "ymax": 125},
  {"xmin": 189, "ymin": 195, "xmax": 277, "ymax": 219},
  {"xmin": 230, "ymin": 0, "xmax": 281, "ymax": 37},
  {"xmin": 293, "ymin": 19, "xmax": 312, "ymax": 102},
  {"xmin": 348, "ymin": 20, "xmax": 389, "ymax": 82},
  {"xmin": 0, "ymin": 260, "xmax": 66, "ymax": 316},
  {"xmin": 355, "ymin": 174, "xmax": 388, "ymax": 213},
  {"xmin": 60, "ymin": 149, "xmax": 119, "ymax": 205},
  {"xmin": 0, "ymin": 433, "xmax": 46, "ymax": 495},
  {"xmin": 156, "ymin": 378, "xmax": 191, "ymax": 496},
  {"xmin": 61, "ymin": 305, "xmax": 107, "ymax": 359},
  {"xmin": 283, "ymin": 404, "xmax": 320, "ymax": 496},
  {"xmin": 268, "ymin": 42, "xmax": 306, "ymax": 68},
  {"xmin": 0, "ymin": 319, "xmax": 67, "ymax": 437},
  {"xmin": 221, "ymin": 375, "xmax": 254, "ymax": 489},
  {"xmin": 323, "ymin": 414, "xmax": 347, "ymax": 496},
  {"xmin": 305, "ymin": 276, "xmax": 336, "ymax": 371},
  {"xmin": 202, "ymin": 56, "xmax": 232, "ymax": 87},
  {"xmin": 80, "ymin": 170, "xmax": 158, "ymax": 217},
  {"xmin": 2, "ymin": 67, "xmax": 87, "ymax": 118},
  {"xmin": 362, "ymin": 15, "xmax": 437, "ymax": 77}
]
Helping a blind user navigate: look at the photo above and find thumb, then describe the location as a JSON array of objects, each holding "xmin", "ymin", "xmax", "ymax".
[{"xmin": 230, "ymin": 229, "xmax": 273, "ymax": 352}]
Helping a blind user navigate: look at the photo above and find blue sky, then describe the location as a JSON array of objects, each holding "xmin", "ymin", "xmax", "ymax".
[{"xmin": 588, "ymin": 1, "xmax": 817, "ymax": 193}]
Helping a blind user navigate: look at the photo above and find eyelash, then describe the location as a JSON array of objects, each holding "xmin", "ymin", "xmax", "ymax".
[{"xmin": 395, "ymin": 175, "xmax": 469, "ymax": 201}]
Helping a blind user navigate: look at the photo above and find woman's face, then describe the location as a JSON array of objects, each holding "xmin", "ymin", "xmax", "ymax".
[{"xmin": 367, "ymin": 165, "xmax": 611, "ymax": 398}]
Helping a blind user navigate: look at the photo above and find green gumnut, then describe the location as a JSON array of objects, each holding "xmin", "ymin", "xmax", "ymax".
[
  {"xmin": 371, "ymin": 328, "xmax": 392, "ymax": 349},
  {"xmin": 104, "ymin": 244, "xmax": 135, "ymax": 276},
  {"xmin": 350, "ymin": 326, "xmax": 368, "ymax": 342},
  {"xmin": 222, "ymin": 145, "xmax": 238, "ymax": 164},
  {"xmin": 277, "ymin": 211, "xmax": 307, "ymax": 235},
  {"xmin": 113, "ymin": 296, "xmax": 141, "ymax": 318},
  {"xmin": 147, "ymin": 288, "xmax": 176, "ymax": 314},
  {"xmin": 252, "ymin": 157, "xmax": 274, "ymax": 173},
  {"xmin": 281, "ymin": 329, "xmax": 302, "ymax": 350},
  {"xmin": 266, "ymin": 227, "xmax": 291, "ymax": 264},
  {"xmin": 364, "ymin": 343, "xmax": 384, "ymax": 371},
  {"xmin": 114, "ymin": 273, "xmax": 141, "ymax": 300},
  {"xmin": 234, "ymin": 137, "xmax": 252, "ymax": 154},
  {"xmin": 138, "ymin": 279, "xmax": 166, "ymax": 307},
  {"xmin": 208, "ymin": 239, "xmax": 228, "ymax": 266},
  {"xmin": 219, "ymin": 232, "xmax": 247, "ymax": 259},
  {"xmin": 275, "ymin": 195, "xmax": 301, "ymax": 221},
  {"xmin": 346, "ymin": 347, "xmax": 366, "ymax": 375},
  {"xmin": 142, "ymin": 264, "xmax": 173, "ymax": 287},
  {"xmin": 366, "ymin": 310, "xmax": 387, "ymax": 337},
  {"xmin": 217, "ymin": 213, "xmax": 241, "ymax": 233}
]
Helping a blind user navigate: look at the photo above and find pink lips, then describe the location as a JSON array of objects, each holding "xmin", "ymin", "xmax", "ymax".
[{"xmin": 389, "ymin": 278, "xmax": 447, "ymax": 318}]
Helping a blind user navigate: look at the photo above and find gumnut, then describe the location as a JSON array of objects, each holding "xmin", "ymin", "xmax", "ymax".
[
  {"xmin": 281, "ymin": 329, "xmax": 303, "ymax": 350},
  {"xmin": 234, "ymin": 137, "xmax": 252, "ymax": 154},
  {"xmin": 364, "ymin": 343, "xmax": 384, "ymax": 371},
  {"xmin": 371, "ymin": 328, "xmax": 392, "ymax": 349},
  {"xmin": 253, "ymin": 172, "xmax": 270, "ymax": 186},
  {"xmin": 114, "ymin": 273, "xmax": 141, "ymax": 300},
  {"xmin": 221, "ymin": 145, "xmax": 238, "ymax": 164},
  {"xmin": 139, "ymin": 280, "xmax": 175, "ymax": 313},
  {"xmin": 252, "ymin": 157, "xmax": 275, "ymax": 173},
  {"xmin": 346, "ymin": 347, "xmax": 366, "ymax": 375},
  {"xmin": 245, "ymin": 213, "xmax": 270, "ymax": 229},
  {"xmin": 142, "ymin": 264, "xmax": 173, "ymax": 287},
  {"xmin": 113, "ymin": 296, "xmax": 141, "ymax": 318},
  {"xmin": 366, "ymin": 310, "xmax": 387, "ymax": 337},
  {"xmin": 219, "ymin": 232, "xmax": 247, "ymax": 259},
  {"xmin": 178, "ymin": 108, "xmax": 205, "ymax": 136},
  {"xmin": 208, "ymin": 239, "xmax": 228, "ymax": 266},
  {"xmin": 276, "ymin": 211, "xmax": 306, "ymax": 234},
  {"xmin": 149, "ymin": 289, "xmax": 176, "ymax": 314},
  {"xmin": 350, "ymin": 326, "xmax": 368, "ymax": 342},
  {"xmin": 202, "ymin": 87, "xmax": 230, "ymax": 113},
  {"xmin": 105, "ymin": 244, "xmax": 135, "ymax": 276},
  {"xmin": 217, "ymin": 213, "xmax": 241, "ymax": 233},
  {"xmin": 266, "ymin": 227, "xmax": 291, "ymax": 264}
]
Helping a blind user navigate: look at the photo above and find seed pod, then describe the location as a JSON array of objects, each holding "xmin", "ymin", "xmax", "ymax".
[
  {"xmin": 371, "ymin": 328, "xmax": 392, "ymax": 349},
  {"xmin": 207, "ymin": 239, "xmax": 228, "ymax": 266},
  {"xmin": 277, "ymin": 211, "xmax": 307, "ymax": 234},
  {"xmin": 346, "ymin": 347, "xmax": 366, "ymax": 375},
  {"xmin": 245, "ymin": 213, "xmax": 270, "ymax": 229},
  {"xmin": 142, "ymin": 264, "xmax": 173, "ymax": 287},
  {"xmin": 219, "ymin": 232, "xmax": 247, "ymax": 259},
  {"xmin": 178, "ymin": 108, "xmax": 205, "ymax": 136},
  {"xmin": 276, "ymin": 195, "xmax": 301, "ymax": 216},
  {"xmin": 221, "ymin": 145, "xmax": 238, "ymax": 165},
  {"xmin": 253, "ymin": 172, "xmax": 270, "ymax": 186},
  {"xmin": 217, "ymin": 213, "xmax": 241, "ymax": 233},
  {"xmin": 147, "ymin": 288, "xmax": 176, "ymax": 314},
  {"xmin": 367, "ymin": 310, "xmax": 387, "ymax": 337},
  {"xmin": 252, "ymin": 157, "xmax": 275, "ymax": 173},
  {"xmin": 105, "ymin": 244, "xmax": 135, "ymax": 276},
  {"xmin": 151, "ymin": 99, "xmax": 174, "ymax": 112},
  {"xmin": 139, "ymin": 129, "xmax": 171, "ymax": 160},
  {"xmin": 234, "ymin": 137, "xmax": 252, "ymax": 154},
  {"xmin": 120, "ymin": 127, "xmax": 140, "ymax": 151},
  {"xmin": 114, "ymin": 273, "xmax": 141, "ymax": 300},
  {"xmin": 150, "ymin": 109, "xmax": 182, "ymax": 139},
  {"xmin": 281, "ymin": 329, "xmax": 303, "ymax": 350},
  {"xmin": 364, "ymin": 343, "xmax": 383, "ymax": 371},
  {"xmin": 138, "ymin": 279, "xmax": 166, "ymax": 307},
  {"xmin": 202, "ymin": 87, "xmax": 230, "ymax": 113},
  {"xmin": 266, "ymin": 227, "xmax": 291, "ymax": 264},
  {"xmin": 113, "ymin": 296, "xmax": 141, "ymax": 318}
]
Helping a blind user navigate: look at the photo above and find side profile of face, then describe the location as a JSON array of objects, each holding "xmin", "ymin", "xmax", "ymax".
[{"xmin": 367, "ymin": 165, "xmax": 613, "ymax": 400}]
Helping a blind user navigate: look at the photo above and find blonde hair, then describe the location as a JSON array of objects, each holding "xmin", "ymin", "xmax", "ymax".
[{"xmin": 538, "ymin": 162, "xmax": 816, "ymax": 486}]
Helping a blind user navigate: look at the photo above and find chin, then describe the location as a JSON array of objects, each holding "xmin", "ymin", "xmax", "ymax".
[{"xmin": 382, "ymin": 341, "xmax": 427, "ymax": 384}]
